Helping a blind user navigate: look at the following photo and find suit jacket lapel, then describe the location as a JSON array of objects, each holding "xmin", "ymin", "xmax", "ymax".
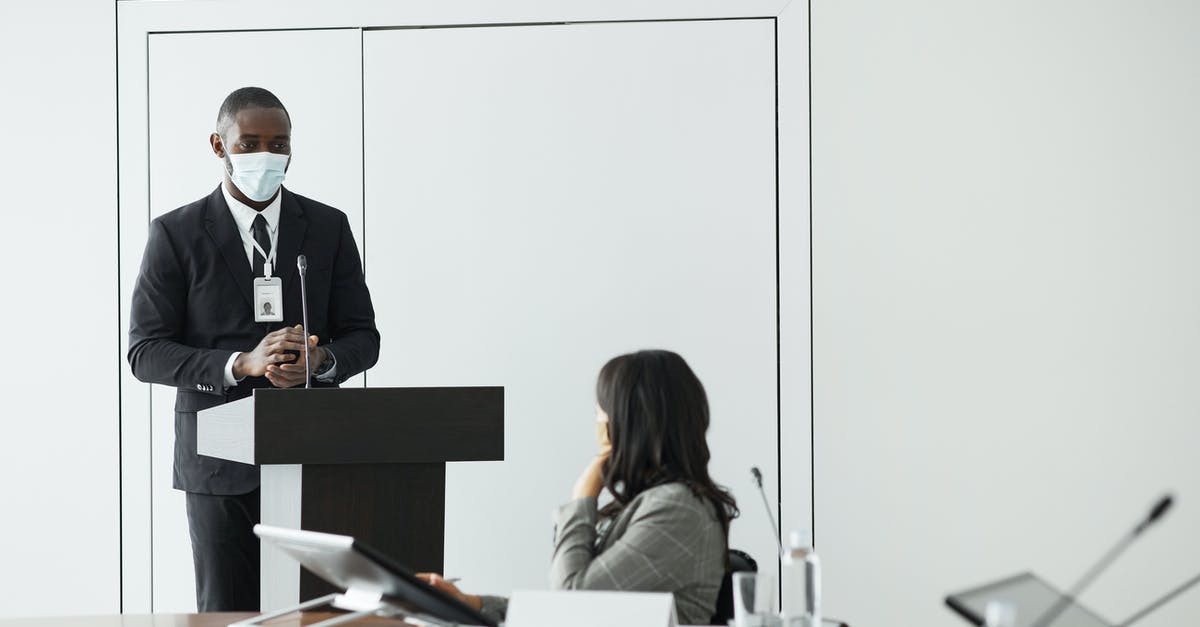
[
  {"xmin": 275, "ymin": 187, "xmax": 308, "ymax": 299},
  {"xmin": 203, "ymin": 185, "xmax": 255, "ymax": 309}
]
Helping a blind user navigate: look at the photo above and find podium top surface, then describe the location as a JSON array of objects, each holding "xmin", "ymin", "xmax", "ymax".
[{"xmin": 197, "ymin": 386, "xmax": 504, "ymax": 466}]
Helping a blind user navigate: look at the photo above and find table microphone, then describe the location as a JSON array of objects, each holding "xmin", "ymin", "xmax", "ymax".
[
  {"xmin": 749, "ymin": 467, "xmax": 851, "ymax": 627},
  {"xmin": 751, "ymin": 466, "xmax": 783, "ymax": 557},
  {"xmin": 297, "ymin": 254, "xmax": 311, "ymax": 390},
  {"xmin": 1031, "ymin": 494, "xmax": 1174, "ymax": 627}
]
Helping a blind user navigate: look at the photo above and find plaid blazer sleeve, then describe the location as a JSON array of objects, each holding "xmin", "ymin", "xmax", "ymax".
[{"xmin": 548, "ymin": 487, "xmax": 720, "ymax": 592}]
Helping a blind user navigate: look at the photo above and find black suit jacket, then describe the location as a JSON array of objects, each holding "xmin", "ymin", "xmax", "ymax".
[{"xmin": 128, "ymin": 185, "xmax": 380, "ymax": 495}]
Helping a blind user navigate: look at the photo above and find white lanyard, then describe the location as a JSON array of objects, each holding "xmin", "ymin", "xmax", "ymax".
[{"xmin": 250, "ymin": 221, "xmax": 279, "ymax": 277}]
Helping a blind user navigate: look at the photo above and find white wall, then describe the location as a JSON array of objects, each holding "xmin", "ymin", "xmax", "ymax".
[
  {"xmin": 21, "ymin": 1, "xmax": 1197, "ymax": 624},
  {"xmin": 813, "ymin": 1, "xmax": 1200, "ymax": 625},
  {"xmin": 0, "ymin": 0, "xmax": 120, "ymax": 619},
  {"xmin": 362, "ymin": 19, "xmax": 779, "ymax": 596}
]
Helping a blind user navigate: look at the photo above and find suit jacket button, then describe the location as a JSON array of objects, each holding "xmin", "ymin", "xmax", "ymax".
[{"xmin": 196, "ymin": 384, "xmax": 203, "ymax": 390}]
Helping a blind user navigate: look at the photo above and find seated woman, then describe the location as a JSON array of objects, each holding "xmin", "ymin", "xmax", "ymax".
[{"xmin": 421, "ymin": 349, "xmax": 739, "ymax": 625}]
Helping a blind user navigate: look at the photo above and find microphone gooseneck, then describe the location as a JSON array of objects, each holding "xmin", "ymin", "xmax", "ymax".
[
  {"xmin": 1031, "ymin": 493, "xmax": 1175, "ymax": 627},
  {"xmin": 297, "ymin": 255, "xmax": 311, "ymax": 390},
  {"xmin": 1118, "ymin": 569, "xmax": 1200, "ymax": 627},
  {"xmin": 1112, "ymin": 495, "xmax": 1192, "ymax": 627},
  {"xmin": 750, "ymin": 466, "xmax": 783, "ymax": 557}
]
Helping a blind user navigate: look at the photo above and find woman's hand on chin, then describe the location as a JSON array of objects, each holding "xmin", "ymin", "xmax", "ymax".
[
  {"xmin": 415, "ymin": 572, "xmax": 483, "ymax": 611},
  {"xmin": 571, "ymin": 448, "xmax": 611, "ymax": 500}
]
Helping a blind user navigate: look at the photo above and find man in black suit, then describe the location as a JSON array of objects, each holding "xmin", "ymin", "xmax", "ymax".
[{"xmin": 128, "ymin": 87, "xmax": 380, "ymax": 611}]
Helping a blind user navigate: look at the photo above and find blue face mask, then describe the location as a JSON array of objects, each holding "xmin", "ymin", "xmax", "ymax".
[{"xmin": 226, "ymin": 151, "xmax": 289, "ymax": 202}]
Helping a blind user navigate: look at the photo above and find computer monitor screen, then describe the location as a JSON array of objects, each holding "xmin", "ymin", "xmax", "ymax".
[{"xmin": 255, "ymin": 524, "xmax": 496, "ymax": 627}]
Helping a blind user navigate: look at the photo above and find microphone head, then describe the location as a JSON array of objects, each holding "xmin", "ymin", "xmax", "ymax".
[
  {"xmin": 297, "ymin": 254, "xmax": 308, "ymax": 273},
  {"xmin": 750, "ymin": 467, "xmax": 763, "ymax": 486},
  {"xmin": 1134, "ymin": 494, "xmax": 1174, "ymax": 536},
  {"xmin": 1148, "ymin": 494, "xmax": 1174, "ymax": 525}
]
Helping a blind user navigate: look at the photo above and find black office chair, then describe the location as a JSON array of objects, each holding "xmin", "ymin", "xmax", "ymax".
[{"xmin": 710, "ymin": 548, "xmax": 758, "ymax": 625}]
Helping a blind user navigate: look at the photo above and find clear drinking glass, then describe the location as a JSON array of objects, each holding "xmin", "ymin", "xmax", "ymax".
[{"xmin": 732, "ymin": 571, "xmax": 781, "ymax": 627}]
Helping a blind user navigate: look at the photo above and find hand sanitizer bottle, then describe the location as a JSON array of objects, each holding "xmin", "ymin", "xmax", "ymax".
[{"xmin": 781, "ymin": 530, "xmax": 821, "ymax": 627}]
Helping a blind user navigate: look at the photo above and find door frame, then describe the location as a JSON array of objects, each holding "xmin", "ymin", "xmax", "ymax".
[{"xmin": 116, "ymin": 0, "xmax": 810, "ymax": 612}]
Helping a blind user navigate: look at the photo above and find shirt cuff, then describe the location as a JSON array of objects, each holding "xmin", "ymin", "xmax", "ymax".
[
  {"xmin": 223, "ymin": 352, "xmax": 244, "ymax": 388},
  {"xmin": 314, "ymin": 348, "xmax": 338, "ymax": 382}
]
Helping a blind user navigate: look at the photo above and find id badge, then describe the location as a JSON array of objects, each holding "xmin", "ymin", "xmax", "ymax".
[{"xmin": 254, "ymin": 276, "xmax": 284, "ymax": 322}]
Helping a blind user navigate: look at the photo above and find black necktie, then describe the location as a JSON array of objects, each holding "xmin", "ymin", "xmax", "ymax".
[{"xmin": 252, "ymin": 214, "xmax": 271, "ymax": 276}]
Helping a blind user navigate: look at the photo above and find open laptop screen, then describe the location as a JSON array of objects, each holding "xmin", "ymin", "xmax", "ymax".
[{"xmin": 947, "ymin": 572, "xmax": 1113, "ymax": 627}]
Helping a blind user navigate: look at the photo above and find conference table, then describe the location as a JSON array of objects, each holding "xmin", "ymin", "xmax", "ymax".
[
  {"xmin": 0, "ymin": 614, "xmax": 718, "ymax": 627},
  {"xmin": 0, "ymin": 614, "xmax": 715, "ymax": 626},
  {"xmin": 0, "ymin": 614, "xmax": 408, "ymax": 627}
]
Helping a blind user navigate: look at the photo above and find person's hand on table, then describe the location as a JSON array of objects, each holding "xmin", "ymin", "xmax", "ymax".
[{"xmin": 416, "ymin": 573, "xmax": 482, "ymax": 611}]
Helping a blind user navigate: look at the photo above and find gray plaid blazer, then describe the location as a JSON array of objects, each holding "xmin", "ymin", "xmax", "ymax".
[{"xmin": 480, "ymin": 482, "xmax": 727, "ymax": 625}]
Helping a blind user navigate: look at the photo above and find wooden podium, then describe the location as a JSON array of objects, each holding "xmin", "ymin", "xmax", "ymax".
[{"xmin": 195, "ymin": 386, "xmax": 504, "ymax": 611}]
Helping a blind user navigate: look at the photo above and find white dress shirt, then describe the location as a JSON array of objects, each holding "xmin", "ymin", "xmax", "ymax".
[
  {"xmin": 223, "ymin": 180, "xmax": 282, "ymax": 268},
  {"xmin": 220, "ymin": 182, "xmax": 337, "ymax": 387}
]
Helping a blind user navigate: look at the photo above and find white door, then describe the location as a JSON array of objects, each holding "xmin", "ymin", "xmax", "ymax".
[
  {"xmin": 362, "ymin": 19, "xmax": 779, "ymax": 595},
  {"xmin": 142, "ymin": 28, "xmax": 364, "ymax": 611}
]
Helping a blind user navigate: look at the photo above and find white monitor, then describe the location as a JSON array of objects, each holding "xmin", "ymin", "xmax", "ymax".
[{"xmin": 254, "ymin": 524, "xmax": 496, "ymax": 627}]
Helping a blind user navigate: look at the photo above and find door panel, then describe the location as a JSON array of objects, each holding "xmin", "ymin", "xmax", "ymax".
[{"xmin": 363, "ymin": 19, "xmax": 777, "ymax": 594}]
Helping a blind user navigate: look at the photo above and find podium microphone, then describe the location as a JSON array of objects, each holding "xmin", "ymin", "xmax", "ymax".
[
  {"xmin": 297, "ymin": 254, "xmax": 311, "ymax": 390},
  {"xmin": 1032, "ymin": 494, "xmax": 1174, "ymax": 627}
]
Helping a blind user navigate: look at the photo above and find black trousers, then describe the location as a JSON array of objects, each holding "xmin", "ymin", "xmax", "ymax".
[{"xmin": 185, "ymin": 488, "xmax": 261, "ymax": 612}]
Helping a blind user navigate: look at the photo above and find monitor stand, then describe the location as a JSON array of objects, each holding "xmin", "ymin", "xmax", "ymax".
[{"xmin": 229, "ymin": 587, "xmax": 460, "ymax": 627}]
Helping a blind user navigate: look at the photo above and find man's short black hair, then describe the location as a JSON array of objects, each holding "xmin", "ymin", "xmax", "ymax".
[{"xmin": 216, "ymin": 86, "xmax": 291, "ymax": 139}]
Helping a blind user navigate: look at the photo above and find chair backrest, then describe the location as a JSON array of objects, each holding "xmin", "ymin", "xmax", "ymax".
[{"xmin": 709, "ymin": 548, "xmax": 759, "ymax": 625}]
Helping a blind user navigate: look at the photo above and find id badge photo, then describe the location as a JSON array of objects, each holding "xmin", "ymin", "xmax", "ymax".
[{"xmin": 254, "ymin": 276, "xmax": 283, "ymax": 322}]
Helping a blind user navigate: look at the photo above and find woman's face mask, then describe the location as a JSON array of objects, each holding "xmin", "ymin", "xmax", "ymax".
[{"xmin": 596, "ymin": 407, "xmax": 611, "ymax": 451}]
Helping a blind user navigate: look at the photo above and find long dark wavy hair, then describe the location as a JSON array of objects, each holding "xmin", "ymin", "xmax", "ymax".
[{"xmin": 596, "ymin": 350, "xmax": 739, "ymax": 544}]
